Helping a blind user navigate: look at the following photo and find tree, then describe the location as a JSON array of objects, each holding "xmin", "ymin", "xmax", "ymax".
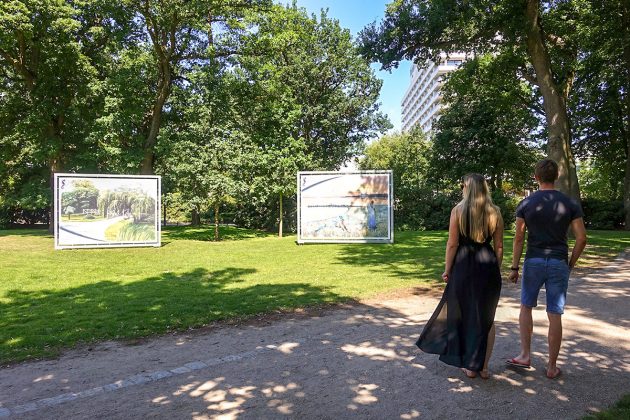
[
  {"xmin": 124, "ymin": 0, "xmax": 271, "ymax": 174},
  {"xmin": 359, "ymin": 0, "xmax": 582, "ymax": 199},
  {"xmin": 570, "ymin": 0, "xmax": 630, "ymax": 229},
  {"xmin": 158, "ymin": 63, "xmax": 248, "ymax": 240},
  {"xmin": 432, "ymin": 54, "xmax": 542, "ymax": 191},
  {"xmin": 360, "ymin": 129, "xmax": 460, "ymax": 230},
  {"xmin": 0, "ymin": 0, "xmax": 129, "ymax": 230},
  {"xmin": 234, "ymin": 4, "xmax": 391, "ymax": 236}
]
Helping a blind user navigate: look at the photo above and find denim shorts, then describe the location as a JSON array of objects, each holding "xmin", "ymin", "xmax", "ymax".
[{"xmin": 521, "ymin": 257, "xmax": 570, "ymax": 314}]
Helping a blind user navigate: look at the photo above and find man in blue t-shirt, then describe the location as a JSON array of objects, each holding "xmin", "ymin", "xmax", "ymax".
[{"xmin": 507, "ymin": 159, "xmax": 587, "ymax": 379}]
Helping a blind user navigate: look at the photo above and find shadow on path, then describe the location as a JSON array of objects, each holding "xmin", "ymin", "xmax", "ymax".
[{"xmin": 0, "ymin": 267, "xmax": 343, "ymax": 364}]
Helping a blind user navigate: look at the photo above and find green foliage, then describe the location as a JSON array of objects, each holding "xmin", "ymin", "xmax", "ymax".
[
  {"xmin": 359, "ymin": 0, "xmax": 588, "ymax": 200},
  {"xmin": 2, "ymin": 1, "xmax": 388, "ymax": 231},
  {"xmin": 581, "ymin": 199, "xmax": 625, "ymax": 230},
  {"xmin": 228, "ymin": 4, "xmax": 391, "ymax": 234},
  {"xmin": 491, "ymin": 191, "xmax": 521, "ymax": 230},
  {"xmin": 0, "ymin": 0, "xmax": 130, "ymax": 217},
  {"xmin": 584, "ymin": 394, "xmax": 630, "ymax": 420},
  {"xmin": 360, "ymin": 129, "xmax": 458, "ymax": 230},
  {"xmin": 570, "ymin": 1, "xmax": 630, "ymax": 229},
  {"xmin": 162, "ymin": 192, "xmax": 191, "ymax": 224},
  {"xmin": 433, "ymin": 54, "xmax": 542, "ymax": 191},
  {"xmin": 578, "ymin": 159, "xmax": 623, "ymax": 200}
]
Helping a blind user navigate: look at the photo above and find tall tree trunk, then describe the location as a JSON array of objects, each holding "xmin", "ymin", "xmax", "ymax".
[
  {"xmin": 624, "ymin": 142, "xmax": 630, "ymax": 230},
  {"xmin": 191, "ymin": 208, "xmax": 201, "ymax": 226},
  {"xmin": 48, "ymin": 158, "xmax": 61, "ymax": 234},
  {"xmin": 163, "ymin": 200, "xmax": 167, "ymax": 227},
  {"xmin": 524, "ymin": 0, "xmax": 580, "ymax": 200},
  {"xmin": 47, "ymin": 114, "xmax": 64, "ymax": 233},
  {"xmin": 278, "ymin": 192, "xmax": 283, "ymax": 238},
  {"xmin": 622, "ymin": 0, "xmax": 630, "ymax": 229},
  {"xmin": 140, "ymin": 61, "xmax": 171, "ymax": 175},
  {"xmin": 214, "ymin": 203, "xmax": 220, "ymax": 241}
]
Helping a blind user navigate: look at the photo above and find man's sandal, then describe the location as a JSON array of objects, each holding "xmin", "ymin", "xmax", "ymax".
[{"xmin": 506, "ymin": 358, "xmax": 531, "ymax": 369}]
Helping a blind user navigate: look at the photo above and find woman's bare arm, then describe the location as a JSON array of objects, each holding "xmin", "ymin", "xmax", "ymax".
[
  {"xmin": 492, "ymin": 214, "xmax": 504, "ymax": 267},
  {"xmin": 443, "ymin": 208, "xmax": 460, "ymax": 282}
]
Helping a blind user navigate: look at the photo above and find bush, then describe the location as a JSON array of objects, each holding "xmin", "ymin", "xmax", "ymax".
[
  {"xmin": 0, "ymin": 206, "xmax": 49, "ymax": 227},
  {"xmin": 492, "ymin": 191, "xmax": 521, "ymax": 230},
  {"xmin": 394, "ymin": 189, "xmax": 459, "ymax": 231},
  {"xmin": 84, "ymin": 214, "xmax": 95, "ymax": 220},
  {"xmin": 581, "ymin": 199, "xmax": 625, "ymax": 230}
]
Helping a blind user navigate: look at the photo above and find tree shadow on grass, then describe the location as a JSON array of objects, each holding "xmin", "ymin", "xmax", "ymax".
[
  {"xmin": 0, "ymin": 229, "xmax": 50, "ymax": 238},
  {"xmin": 333, "ymin": 231, "xmax": 447, "ymax": 281},
  {"xmin": 0, "ymin": 267, "xmax": 343, "ymax": 364},
  {"xmin": 161, "ymin": 225, "xmax": 274, "ymax": 243}
]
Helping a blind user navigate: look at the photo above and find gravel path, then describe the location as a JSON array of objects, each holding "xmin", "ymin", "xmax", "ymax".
[{"xmin": 1, "ymin": 252, "xmax": 629, "ymax": 419}]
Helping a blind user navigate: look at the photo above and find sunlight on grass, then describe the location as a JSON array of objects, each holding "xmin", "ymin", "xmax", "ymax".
[{"xmin": 0, "ymin": 226, "xmax": 627, "ymax": 364}]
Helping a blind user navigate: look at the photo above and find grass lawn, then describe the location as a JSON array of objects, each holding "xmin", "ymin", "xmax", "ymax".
[
  {"xmin": 584, "ymin": 394, "xmax": 630, "ymax": 419},
  {"xmin": 1, "ymin": 226, "xmax": 629, "ymax": 364}
]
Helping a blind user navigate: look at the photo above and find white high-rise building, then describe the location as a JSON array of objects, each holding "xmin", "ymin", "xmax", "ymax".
[{"xmin": 401, "ymin": 53, "xmax": 467, "ymax": 133}]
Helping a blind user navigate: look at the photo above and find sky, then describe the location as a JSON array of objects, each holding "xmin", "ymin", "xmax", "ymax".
[{"xmin": 280, "ymin": 0, "xmax": 412, "ymax": 133}]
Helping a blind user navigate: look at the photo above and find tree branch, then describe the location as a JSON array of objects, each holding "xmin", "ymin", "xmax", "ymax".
[
  {"xmin": 544, "ymin": 32, "xmax": 566, "ymax": 48},
  {"xmin": 518, "ymin": 66, "xmax": 539, "ymax": 87}
]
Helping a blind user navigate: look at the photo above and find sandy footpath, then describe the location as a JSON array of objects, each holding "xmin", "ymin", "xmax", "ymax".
[{"xmin": 1, "ymin": 251, "xmax": 629, "ymax": 419}]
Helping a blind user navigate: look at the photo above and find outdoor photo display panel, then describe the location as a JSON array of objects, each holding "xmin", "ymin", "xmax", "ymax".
[
  {"xmin": 54, "ymin": 174, "xmax": 161, "ymax": 249},
  {"xmin": 297, "ymin": 171, "xmax": 393, "ymax": 243}
]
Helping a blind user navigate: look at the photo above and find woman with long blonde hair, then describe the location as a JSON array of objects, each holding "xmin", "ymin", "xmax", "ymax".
[{"xmin": 417, "ymin": 173, "xmax": 504, "ymax": 379}]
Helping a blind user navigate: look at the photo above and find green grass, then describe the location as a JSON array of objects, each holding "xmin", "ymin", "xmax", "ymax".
[
  {"xmin": 584, "ymin": 394, "xmax": 630, "ymax": 419},
  {"xmin": 0, "ymin": 226, "xmax": 628, "ymax": 364}
]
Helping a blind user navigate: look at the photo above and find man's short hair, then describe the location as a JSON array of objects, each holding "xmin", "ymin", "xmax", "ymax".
[{"xmin": 535, "ymin": 159, "xmax": 559, "ymax": 183}]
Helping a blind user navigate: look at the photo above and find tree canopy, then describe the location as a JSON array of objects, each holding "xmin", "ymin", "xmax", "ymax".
[{"xmin": 0, "ymin": 1, "xmax": 390, "ymax": 234}]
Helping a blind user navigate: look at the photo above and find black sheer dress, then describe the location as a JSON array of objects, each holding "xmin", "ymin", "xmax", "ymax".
[{"xmin": 416, "ymin": 230, "xmax": 502, "ymax": 371}]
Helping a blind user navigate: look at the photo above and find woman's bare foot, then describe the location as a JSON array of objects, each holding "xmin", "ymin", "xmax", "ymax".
[
  {"xmin": 479, "ymin": 369, "xmax": 490, "ymax": 379},
  {"xmin": 461, "ymin": 368, "xmax": 477, "ymax": 378}
]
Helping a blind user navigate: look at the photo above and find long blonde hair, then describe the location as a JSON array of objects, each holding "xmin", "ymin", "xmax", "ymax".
[{"xmin": 455, "ymin": 174, "xmax": 502, "ymax": 243}]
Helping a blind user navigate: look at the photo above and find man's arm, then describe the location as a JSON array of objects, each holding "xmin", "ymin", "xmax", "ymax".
[
  {"xmin": 569, "ymin": 217, "xmax": 587, "ymax": 269},
  {"xmin": 508, "ymin": 217, "xmax": 526, "ymax": 283}
]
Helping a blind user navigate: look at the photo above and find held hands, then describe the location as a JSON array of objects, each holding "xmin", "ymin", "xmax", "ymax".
[
  {"xmin": 508, "ymin": 269, "xmax": 519, "ymax": 283},
  {"xmin": 442, "ymin": 272, "xmax": 449, "ymax": 282}
]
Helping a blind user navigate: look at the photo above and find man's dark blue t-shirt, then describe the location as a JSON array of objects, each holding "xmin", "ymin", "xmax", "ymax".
[{"xmin": 515, "ymin": 190, "xmax": 584, "ymax": 262}]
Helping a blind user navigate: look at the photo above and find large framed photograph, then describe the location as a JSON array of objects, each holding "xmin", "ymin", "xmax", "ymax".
[
  {"xmin": 297, "ymin": 171, "xmax": 393, "ymax": 244},
  {"xmin": 54, "ymin": 174, "xmax": 161, "ymax": 249}
]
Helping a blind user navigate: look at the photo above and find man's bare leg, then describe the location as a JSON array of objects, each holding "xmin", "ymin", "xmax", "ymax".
[
  {"xmin": 511, "ymin": 305, "xmax": 533, "ymax": 365},
  {"xmin": 547, "ymin": 312, "xmax": 562, "ymax": 378}
]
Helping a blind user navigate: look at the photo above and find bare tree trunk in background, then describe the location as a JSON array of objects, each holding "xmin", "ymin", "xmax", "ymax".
[
  {"xmin": 140, "ymin": 60, "xmax": 171, "ymax": 175},
  {"xmin": 191, "ymin": 208, "xmax": 201, "ymax": 226},
  {"xmin": 214, "ymin": 203, "xmax": 220, "ymax": 241},
  {"xmin": 48, "ymin": 158, "xmax": 61, "ymax": 234},
  {"xmin": 525, "ymin": 0, "xmax": 580, "ymax": 200},
  {"xmin": 163, "ymin": 200, "xmax": 167, "ymax": 227},
  {"xmin": 278, "ymin": 193, "xmax": 283, "ymax": 238},
  {"xmin": 622, "ymin": 0, "xmax": 630, "ymax": 230}
]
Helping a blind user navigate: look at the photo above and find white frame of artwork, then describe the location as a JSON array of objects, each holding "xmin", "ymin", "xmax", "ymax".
[
  {"xmin": 296, "ymin": 170, "xmax": 394, "ymax": 244},
  {"xmin": 54, "ymin": 173, "xmax": 161, "ymax": 249}
]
